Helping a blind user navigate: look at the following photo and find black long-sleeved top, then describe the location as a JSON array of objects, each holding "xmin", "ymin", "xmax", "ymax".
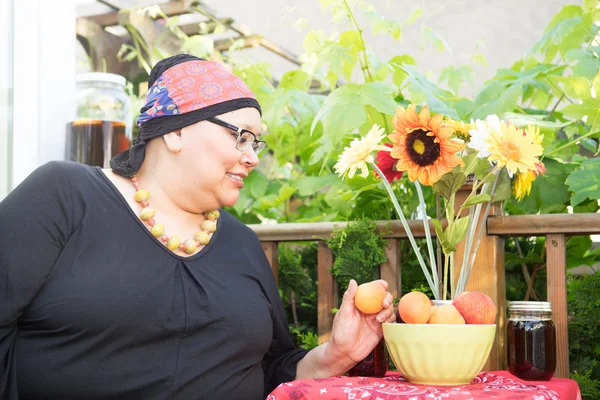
[{"xmin": 0, "ymin": 161, "xmax": 306, "ymax": 399}]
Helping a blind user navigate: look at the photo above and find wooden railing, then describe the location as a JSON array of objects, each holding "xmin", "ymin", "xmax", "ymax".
[{"xmin": 248, "ymin": 212, "xmax": 600, "ymax": 379}]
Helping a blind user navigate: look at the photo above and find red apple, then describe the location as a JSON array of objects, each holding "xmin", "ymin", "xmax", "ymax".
[{"xmin": 452, "ymin": 291, "xmax": 496, "ymax": 324}]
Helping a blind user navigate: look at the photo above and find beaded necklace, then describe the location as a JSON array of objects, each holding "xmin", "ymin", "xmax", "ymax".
[{"xmin": 130, "ymin": 176, "xmax": 219, "ymax": 255}]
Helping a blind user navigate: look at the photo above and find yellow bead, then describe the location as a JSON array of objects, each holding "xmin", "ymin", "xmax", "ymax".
[
  {"xmin": 205, "ymin": 210, "xmax": 220, "ymax": 221},
  {"xmin": 194, "ymin": 231, "xmax": 210, "ymax": 245},
  {"xmin": 201, "ymin": 219, "xmax": 217, "ymax": 233},
  {"xmin": 183, "ymin": 239, "xmax": 197, "ymax": 254},
  {"xmin": 151, "ymin": 224, "xmax": 165, "ymax": 238},
  {"xmin": 134, "ymin": 189, "xmax": 151, "ymax": 203},
  {"xmin": 167, "ymin": 236, "xmax": 180, "ymax": 251},
  {"xmin": 140, "ymin": 207, "xmax": 156, "ymax": 221}
]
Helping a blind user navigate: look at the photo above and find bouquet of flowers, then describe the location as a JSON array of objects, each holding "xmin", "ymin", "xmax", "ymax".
[{"xmin": 334, "ymin": 104, "xmax": 545, "ymax": 300}]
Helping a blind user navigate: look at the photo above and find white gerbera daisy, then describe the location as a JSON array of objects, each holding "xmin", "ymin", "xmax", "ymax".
[{"xmin": 334, "ymin": 124, "xmax": 387, "ymax": 179}]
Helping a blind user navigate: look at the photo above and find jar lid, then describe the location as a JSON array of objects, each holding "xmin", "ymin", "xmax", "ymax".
[
  {"xmin": 76, "ymin": 72, "xmax": 126, "ymax": 87},
  {"xmin": 508, "ymin": 301, "xmax": 552, "ymax": 312}
]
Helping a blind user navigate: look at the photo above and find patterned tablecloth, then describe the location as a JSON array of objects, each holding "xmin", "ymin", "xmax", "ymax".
[{"xmin": 268, "ymin": 370, "xmax": 582, "ymax": 400}]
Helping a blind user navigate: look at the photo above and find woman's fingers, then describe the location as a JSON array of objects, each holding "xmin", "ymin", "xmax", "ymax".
[{"xmin": 376, "ymin": 292, "xmax": 396, "ymax": 323}]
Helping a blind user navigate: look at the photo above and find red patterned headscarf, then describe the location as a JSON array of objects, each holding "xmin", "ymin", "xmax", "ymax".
[{"xmin": 111, "ymin": 54, "xmax": 261, "ymax": 177}]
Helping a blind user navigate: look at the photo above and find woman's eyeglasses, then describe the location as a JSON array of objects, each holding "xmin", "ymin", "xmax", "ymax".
[{"xmin": 207, "ymin": 117, "xmax": 266, "ymax": 155}]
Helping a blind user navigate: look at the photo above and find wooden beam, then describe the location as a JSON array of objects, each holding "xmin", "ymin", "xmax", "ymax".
[
  {"xmin": 546, "ymin": 234, "xmax": 569, "ymax": 378},
  {"xmin": 380, "ymin": 238, "xmax": 401, "ymax": 299},
  {"xmin": 81, "ymin": 0, "xmax": 195, "ymax": 27},
  {"xmin": 487, "ymin": 213, "xmax": 600, "ymax": 236},
  {"xmin": 317, "ymin": 241, "xmax": 334, "ymax": 344},
  {"xmin": 262, "ymin": 242, "xmax": 279, "ymax": 284},
  {"xmin": 249, "ymin": 213, "xmax": 600, "ymax": 242}
]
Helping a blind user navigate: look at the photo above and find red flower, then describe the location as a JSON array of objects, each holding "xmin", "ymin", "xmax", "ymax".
[{"xmin": 374, "ymin": 143, "xmax": 403, "ymax": 182}]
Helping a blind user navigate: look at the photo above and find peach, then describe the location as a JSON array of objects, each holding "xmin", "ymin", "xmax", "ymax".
[
  {"xmin": 428, "ymin": 304, "xmax": 466, "ymax": 324},
  {"xmin": 398, "ymin": 291, "xmax": 431, "ymax": 324},
  {"xmin": 354, "ymin": 281, "xmax": 386, "ymax": 314},
  {"xmin": 452, "ymin": 291, "xmax": 496, "ymax": 324}
]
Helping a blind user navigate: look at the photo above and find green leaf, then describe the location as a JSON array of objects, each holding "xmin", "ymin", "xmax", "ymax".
[
  {"xmin": 461, "ymin": 153, "xmax": 480, "ymax": 177},
  {"xmin": 279, "ymin": 70, "xmax": 312, "ymax": 91},
  {"xmin": 473, "ymin": 158, "xmax": 493, "ymax": 179},
  {"xmin": 246, "ymin": 169, "xmax": 269, "ymax": 199},
  {"xmin": 180, "ymin": 35, "xmax": 214, "ymax": 58},
  {"xmin": 389, "ymin": 54, "xmax": 417, "ymax": 88},
  {"xmin": 424, "ymin": 27, "xmax": 451, "ymax": 54},
  {"xmin": 303, "ymin": 30, "xmax": 325, "ymax": 53},
  {"xmin": 402, "ymin": 65, "xmax": 459, "ymax": 118},
  {"xmin": 431, "ymin": 219, "xmax": 451, "ymax": 253},
  {"xmin": 297, "ymin": 175, "xmax": 339, "ymax": 196},
  {"xmin": 446, "ymin": 216, "xmax": 471, "ymax": 253},
  {"xmin": 486, "ymin": 169, "xmax": 512, "ymax": 202},
  {"xmin": 432, "ymin": 171, "xmax": 467, "ymax": 200},
  {"xmin": 310, "ymin": 82, "xmax": 396, "ymax": 139},
  {"xmin": 403, "ymin": 7, "xmax": 423, "ymax": 24},
  {"xmin": 471, "ymin": 82, "xmax": 522, "ymax": 119},
  {"xmin": 438, "ymin": 65, "xmax": 474, "ymax": 95},
  {"xmin": 258, "ymin": 185, "xmax": 296, "ymax": 209},
  {"xmin": 462, "ymin": 193, "xmax": 491, "ymax": 208},
  {"xmin": 566, "ymin": 157, "xmax": 600, "ymax": 206},
  {"xmin": 528, "ymin": 5, "xmax": 594, "ymax": 62}
]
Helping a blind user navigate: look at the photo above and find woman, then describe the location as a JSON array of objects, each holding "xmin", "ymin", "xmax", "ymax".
[{"xmin": 0, "ymin": 54, "xmax": 395, "ymax": 399}]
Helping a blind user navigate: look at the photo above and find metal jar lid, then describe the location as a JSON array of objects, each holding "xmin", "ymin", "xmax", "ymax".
[{"xmin": 508, "ymin": 301, "xmax": 552, "ymax": 312}]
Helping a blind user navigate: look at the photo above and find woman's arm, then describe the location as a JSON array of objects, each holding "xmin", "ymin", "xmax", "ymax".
[
  {"xmin": 0, "ymin": 162, "xmax": 77, "ymax": 399},
  {"xmin": 295, "ymin": 279, "xmax": 395, "ymax": 379}
]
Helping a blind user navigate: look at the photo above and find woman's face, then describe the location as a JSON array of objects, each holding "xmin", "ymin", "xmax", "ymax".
[{"xmin": 177, "ymin": 107, "xmax": 262, "ymax": 210}]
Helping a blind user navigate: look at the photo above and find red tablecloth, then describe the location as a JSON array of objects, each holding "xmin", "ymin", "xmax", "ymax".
[{"xmin": 267, "ymin": 370, "xmax": 582, "ymax": 400}]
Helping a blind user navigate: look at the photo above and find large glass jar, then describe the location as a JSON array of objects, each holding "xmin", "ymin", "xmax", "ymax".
[
  {"xmin": 66, "ymin": 72, "xmax": 132, "ymax": 168},
  {"xmin": 507, "ymin": 301, "xmax": 556, "ymax": 381}
]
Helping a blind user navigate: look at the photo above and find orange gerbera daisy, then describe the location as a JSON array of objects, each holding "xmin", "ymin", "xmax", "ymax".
[{"xmin": 389, "ymin": 105, "xmax": 465, "ymax": 186}]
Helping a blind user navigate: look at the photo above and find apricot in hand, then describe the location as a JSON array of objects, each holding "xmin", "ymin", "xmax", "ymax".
[{"xmin": 354, "ymin": 281, "xmax": 386, "ymax": 314}]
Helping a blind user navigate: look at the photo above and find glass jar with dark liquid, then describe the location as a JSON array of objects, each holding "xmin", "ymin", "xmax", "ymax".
[
  {"xmin": 507, "ymin": 301, "xmax": 556, "ymax": 381},
  {"xmin": 66, "ymin": 72, "xmax": 132, "ymax": 168}
]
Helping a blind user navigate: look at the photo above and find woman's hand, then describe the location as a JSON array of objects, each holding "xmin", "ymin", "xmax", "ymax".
[{"xmin": 328, "ymin": 279, "xmax": 396, "ymax": 366}]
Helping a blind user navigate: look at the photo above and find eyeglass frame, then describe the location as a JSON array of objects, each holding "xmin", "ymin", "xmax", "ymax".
[{"xmin": 207, "ymin": 117, "xmax": 266, "ymax": 155}]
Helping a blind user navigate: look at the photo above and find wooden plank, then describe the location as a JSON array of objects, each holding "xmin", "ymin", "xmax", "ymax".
[
  {"xmin": 546, "ymin": 234, "xmax": 569, "ymax": 378},
  {"xmin": 262, "ymin": 242, "xmax": 278, "ymax": 284},
  {"xmin": 82, "ymin": 0, "xmax": 194, "ymax": 27},
  {"xmin": 248, "ymin": 213, "xmax": 600, "ymax": 243},
  {"xmin": 453, "ymin": 189, "xmax": 506, "ymax": 371},
  {"xmin": 488, "ymin": 213, "xmax": 600, "ymax": 236},
  {"xmin": 380, "ymin": 238, "xmax": 401, "ymax": 299},
  {"xmin": 249, "ymin": 220, "xmax": 442, "ymax": 242},
  {"xmin": 317, "ymin": 241, "xmax": 334, "ymax": 344}
]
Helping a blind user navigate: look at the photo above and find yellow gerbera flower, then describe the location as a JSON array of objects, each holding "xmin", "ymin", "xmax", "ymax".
[
  {"xmin": 513, "ymin": 170, "xmax": 536, "ymax": 201},
  {"xmin": 487, "ymin": 121, "xmax": 543, "ymax": 177},
  {"xmin": 334, "ymin": 124, "xmax": 388, "ymax": 179},
  {"xmin": 389, "ymin": 105, "xmax": 465, "ymax": 186},
  {"xmin": 525, "ymin": 125, "xmax": 544, "ymax": 146},
  {"xmin": 448, "ymin": 118, "xmax": 474, "ymax": 140}
]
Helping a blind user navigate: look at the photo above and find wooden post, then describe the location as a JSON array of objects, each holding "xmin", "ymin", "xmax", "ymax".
[
  {"xmin": 453, "ymin": 187, "xmax": 506, "ymax": 371},
  {"xmin": 380, "ymin": 238, "xmax": 401, "ymax": 299},
  {"xmin": 262, "ymin": 242, "xmax": 279, "ymax": 283},
  {"xmin": 317, "ymin": 241, "xmax": 334, "ymax": 344},
  {"xmin": 546, "ymin": 234, "xmax": 569, "ymax": 378}
]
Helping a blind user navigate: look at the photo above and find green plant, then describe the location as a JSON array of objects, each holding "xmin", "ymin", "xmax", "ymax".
[
  {"xmin": 326, "ymin": 219, "xmax": 388, "ymax": 291},
  {"xmin": 568, "ymin": 270, "xmax": 600, "ymax": 398}
]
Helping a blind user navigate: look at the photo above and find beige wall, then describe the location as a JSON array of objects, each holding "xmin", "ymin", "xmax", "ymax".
[
  {"xmin": 0, "ymin": 0, "xmax": 12, "ymax": 199},
  {"xmin": 203, "ymin": 0, "xmax": 576, "ymax": 95}
]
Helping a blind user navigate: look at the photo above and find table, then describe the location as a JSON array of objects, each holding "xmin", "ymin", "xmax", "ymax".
[{"xmin": 268, "ymin": 370, "xmax": 582, "ymax": 400}]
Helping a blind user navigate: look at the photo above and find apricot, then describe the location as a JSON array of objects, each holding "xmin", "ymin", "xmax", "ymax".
[
  {"xmin": 397, "ymin": 291, "xmax": 431, "ymax": 324},
  {"xmin": 428, "ymin": 304, "xmax": 466, "ymax": 324},
  {"xmin": 354, "ymin": 281, "xmax": 386, "ymax": 314}
]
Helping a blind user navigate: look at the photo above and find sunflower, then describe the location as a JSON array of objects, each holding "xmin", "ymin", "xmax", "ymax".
[
  {"xmin": 389, "ymin": 105, "xmax": 465, "ymax": 186},
  {"xmin": 513, "ymin": 170, "xmax": 536, "ymax": 201},
  {"xmin": 373, "ymin": 143, "xmax": 403, "ymax": 182},
  {"xmin": 334, "ymin": 124, "xmax": 387, "ymax": 179}
]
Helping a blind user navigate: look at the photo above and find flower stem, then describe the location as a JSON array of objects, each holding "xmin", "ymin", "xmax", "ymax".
[
  {"xmin": 443, "ymin": 253, "xmax": 450, "ymax": 300},
  {"xmin": 371, "ymin": 163, "xmax": 438, "ymax": 298},
  {"xmin": 415, "ymin": 181, "xmax": 438, "ymax": 292}
]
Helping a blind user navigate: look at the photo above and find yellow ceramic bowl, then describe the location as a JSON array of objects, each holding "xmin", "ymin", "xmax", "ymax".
[{"xmin": 382, "ymin": 323, "xmax": 496, "ymax": 386}]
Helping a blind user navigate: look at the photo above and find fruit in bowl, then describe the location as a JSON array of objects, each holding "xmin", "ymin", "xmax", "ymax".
[{"xmin": 383, "ymin": 291, "xmax": 497, "ymax": 385}]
